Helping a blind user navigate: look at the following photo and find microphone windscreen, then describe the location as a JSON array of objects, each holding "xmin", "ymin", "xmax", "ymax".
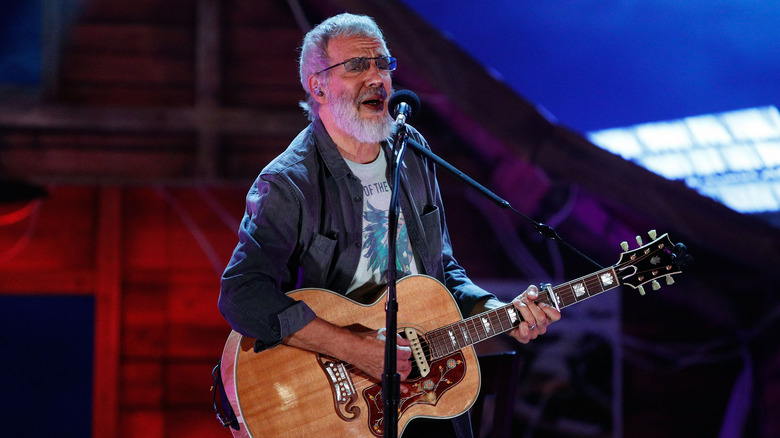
[{"xmin": 388, "ymin": 90, "xmax": 421, "ymax": 120}]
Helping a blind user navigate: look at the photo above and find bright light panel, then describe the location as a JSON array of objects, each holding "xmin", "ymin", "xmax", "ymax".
[{"xmin": 588, "ymin": 106, "xmax": 780, "ymax": 213}]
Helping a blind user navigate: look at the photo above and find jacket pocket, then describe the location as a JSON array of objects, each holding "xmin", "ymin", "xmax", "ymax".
[{"xmin": 299, "ymin": 232, "xmax": 337, "ymax": 285}]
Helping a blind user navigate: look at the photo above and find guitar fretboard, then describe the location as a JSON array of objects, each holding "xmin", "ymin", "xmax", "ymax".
[{"xmin": 425, "ymin": 266, "xmax": 620, "ymax": 359}]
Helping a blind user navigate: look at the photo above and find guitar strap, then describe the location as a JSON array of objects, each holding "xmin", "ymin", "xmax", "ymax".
[{"xmin": 211, "ymin": 360, "xmax": 240, "ymax": 431}]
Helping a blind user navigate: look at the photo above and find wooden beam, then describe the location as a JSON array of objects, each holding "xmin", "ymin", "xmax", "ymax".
[
  {"xmin": 0, "ymin": 269, "xmax": 95, "ymax": 294},
  {"xmin": 92, "ymin": 188, "xmax": 122, "ymax": 438},
  {"xmin": 0, "ymin": 104, "xmax": 307, "ymax": 184},
  {"xmin": 0, "ymin": 105, "xmax": 304, "ymax": 135}
]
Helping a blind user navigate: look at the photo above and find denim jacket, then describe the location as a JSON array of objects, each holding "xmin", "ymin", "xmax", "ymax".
[{"xmin": 218, "ymin": 119, "xmax": 494, "ymax": 351}]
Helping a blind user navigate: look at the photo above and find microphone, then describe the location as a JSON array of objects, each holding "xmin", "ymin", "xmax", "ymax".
[{"xmin": 388, "ymin": 90, "xmax": 421, "ymax": 126}]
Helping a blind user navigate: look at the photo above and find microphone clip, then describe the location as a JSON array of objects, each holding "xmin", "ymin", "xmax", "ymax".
[
  {"xmin": 389, "ymin": 90, "xmax": 421, "ymax": 129},
  {"xmin": 394, "ymin": 102, "xmax": 412, "ymax": 127}
]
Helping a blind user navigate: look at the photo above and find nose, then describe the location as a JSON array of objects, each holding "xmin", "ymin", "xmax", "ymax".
[{"xmin": 364, "ymin": 61, "xmax": 387, "ymax": 88}]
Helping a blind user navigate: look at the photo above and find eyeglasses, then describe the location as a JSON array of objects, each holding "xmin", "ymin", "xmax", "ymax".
[{"xmin": 315, "ymin": 56, "xmax": 397, "ymax": 75}]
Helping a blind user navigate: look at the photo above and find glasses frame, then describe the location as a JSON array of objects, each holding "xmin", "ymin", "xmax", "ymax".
[{"xmin": 314, "ymin": 56, "xmax": 397, "ymax": 75}]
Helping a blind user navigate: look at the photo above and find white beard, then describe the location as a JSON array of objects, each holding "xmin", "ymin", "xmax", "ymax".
[{"xmin": 329, "ymin": 89, "xmax": 394, "ymax": 143}]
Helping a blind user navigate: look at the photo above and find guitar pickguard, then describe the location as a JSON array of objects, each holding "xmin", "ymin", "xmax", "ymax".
[
  {"xmin": 317, "ymin": 354, "xmax": 360, "ymax": 422},
  {"xmin": 361, "ymin": 351, "xmax": 467, "ymax": 437}
]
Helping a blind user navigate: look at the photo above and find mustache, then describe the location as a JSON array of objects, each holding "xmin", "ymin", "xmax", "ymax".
[{"xmin": 354, "ymin": 87, "xmax": 390, "ymax": 105}]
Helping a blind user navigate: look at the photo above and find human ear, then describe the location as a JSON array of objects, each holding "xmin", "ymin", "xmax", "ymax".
[{"xmin": 308, "ymin": 76, "xmax": 326, "ymax": 100}]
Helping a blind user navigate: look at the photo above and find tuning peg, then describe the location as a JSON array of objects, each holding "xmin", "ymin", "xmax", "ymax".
[
  {"xmin": 637, "ymin": 285, "xmax": 646, "ymax": 296},
  {"xmin": 672, "ymin": 243, "xmax": 694, "ymax": 267},
  {"xmin": 648, "ymin": 230, "xmax": 657, "ymax": 240},
  {"xmin": 652, "ymin": 280, "xmax": 661, "ymax": 291},
  {"xmin": 620, "ymin": 241, "xmax": 629, "ymax": 251},
  {"xmin": 636, "ymin": 235, "xmax": 643, "ymax": 246},
  {"xmin": 666, "ymin": 276, "xmax": 675, "ymax": 286}
]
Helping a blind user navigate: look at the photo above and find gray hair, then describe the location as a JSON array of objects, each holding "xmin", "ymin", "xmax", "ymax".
[{"xmin": 298, "ymin": 13, "xmax": 390, "ymax": 121}]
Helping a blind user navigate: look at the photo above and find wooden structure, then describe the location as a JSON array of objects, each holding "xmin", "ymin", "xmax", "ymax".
[{"xmin": 1, "ymin": 0, "xmax": 779, "ymax": 437}]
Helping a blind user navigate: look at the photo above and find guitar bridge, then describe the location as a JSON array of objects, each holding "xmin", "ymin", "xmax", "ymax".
[
  {"xmin": 405, "ymin": 327, "xmax": 430, "ymax": 377},
  {"xmin": 317, "ymin": 355, "xmax": 360, "ymax": 422}
]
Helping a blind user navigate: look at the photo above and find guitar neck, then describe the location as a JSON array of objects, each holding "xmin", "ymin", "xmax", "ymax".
[
  {"xmin": 538, "ymin": 266, "xmax": 622, "ymax": 310},
  {"xmin": 426, "ymin": 266, "xmax": 621, "ymax": 360}
]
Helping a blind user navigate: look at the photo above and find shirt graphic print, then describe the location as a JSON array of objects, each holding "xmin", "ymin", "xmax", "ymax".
[{"xmin": 345, "ymin": 151, "xmax": 418, "ymax": 297}]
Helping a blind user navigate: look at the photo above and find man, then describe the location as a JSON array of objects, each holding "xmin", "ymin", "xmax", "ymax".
[{"xmin": 218, "ymin": 13, "xmax": 561, "ymax": 437}]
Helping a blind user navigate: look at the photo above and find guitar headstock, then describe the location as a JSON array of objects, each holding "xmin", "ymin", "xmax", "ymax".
[{"xmin": 615, "ymin": 230, "xmax": 690, "ymax": 295}]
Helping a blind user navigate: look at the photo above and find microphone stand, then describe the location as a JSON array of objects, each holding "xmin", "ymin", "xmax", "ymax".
[{"xmin": 383, "ymin": 118, "xmax": 409, "ymax": 438}]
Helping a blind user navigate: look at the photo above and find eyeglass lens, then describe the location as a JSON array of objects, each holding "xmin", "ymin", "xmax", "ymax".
[{"xmin": 345, "ymin": 57, "xmax": 396, "ymax": 72}]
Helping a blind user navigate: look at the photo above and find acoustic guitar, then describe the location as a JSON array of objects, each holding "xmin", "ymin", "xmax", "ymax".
[{"xmin": 220, "ymin": 231, "xmax": 686, "ymax": 437}]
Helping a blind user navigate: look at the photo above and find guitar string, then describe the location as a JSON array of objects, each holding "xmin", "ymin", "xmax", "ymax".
[
  {"xmin": 338, "ymin": 325, "xmax": 453, "ymax": 378},
  {"xmin": 347, "ymin": 248, "xmax": 672, "ymax": 386},
  {"xmin": 334, "ymin": 253, "xmax": 661, "ymax": 387},
  {"xmin": 549, "ymin": 276, "xmax": 604, "ymax": 308},
  {"xmin": 361, "ymin": 269, "xmax": 626, "ymax": 376},
  {"xmin": 338, "ymin": 268, "xmax": 641, "ymax": 389},
  {"xmin": 549, "ymin": 264, "xmax": 626, "ymax": 307},
  {"xmin": 337, "ymin": 339, "xmax": 435, "ymax": 388},
  {"xmin": 334, "ymin": 269, "xmax": 632, "ymax": 387},
  {"xmin": 336, "ymin": 309, "xmax": 519, "ymax": 388},
  {"xmin": 335, "ymin": 329, "xmax": 440, "ymax": 385},
  {"xmin": 340, "ymin": 289, "xmax": 599, "ymax": 388}
]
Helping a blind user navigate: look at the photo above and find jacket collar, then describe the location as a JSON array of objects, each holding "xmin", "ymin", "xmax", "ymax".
[{"xmin": 313, "ymin": 119, "xmax": 351, "ymax": 179}]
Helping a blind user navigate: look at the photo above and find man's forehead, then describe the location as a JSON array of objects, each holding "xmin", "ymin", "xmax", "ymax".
[{"xmin": 327, "ymin": 35, "xmax": 386, "ymax": 59}]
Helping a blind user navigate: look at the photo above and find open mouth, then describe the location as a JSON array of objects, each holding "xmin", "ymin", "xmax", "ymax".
[{"xmin": 361, "ymin": 98, "xmax": 385, "ymax": 111}]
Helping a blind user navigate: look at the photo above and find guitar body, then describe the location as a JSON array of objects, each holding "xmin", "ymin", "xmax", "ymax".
[{"xmin": 220, "ymin": 275, "xmax": 481, "ymax": 438}]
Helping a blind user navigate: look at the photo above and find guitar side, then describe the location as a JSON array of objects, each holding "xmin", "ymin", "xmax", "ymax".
[{"xmin": 220, "ymin": 275, "xmax": 481, "ymax": 438}]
